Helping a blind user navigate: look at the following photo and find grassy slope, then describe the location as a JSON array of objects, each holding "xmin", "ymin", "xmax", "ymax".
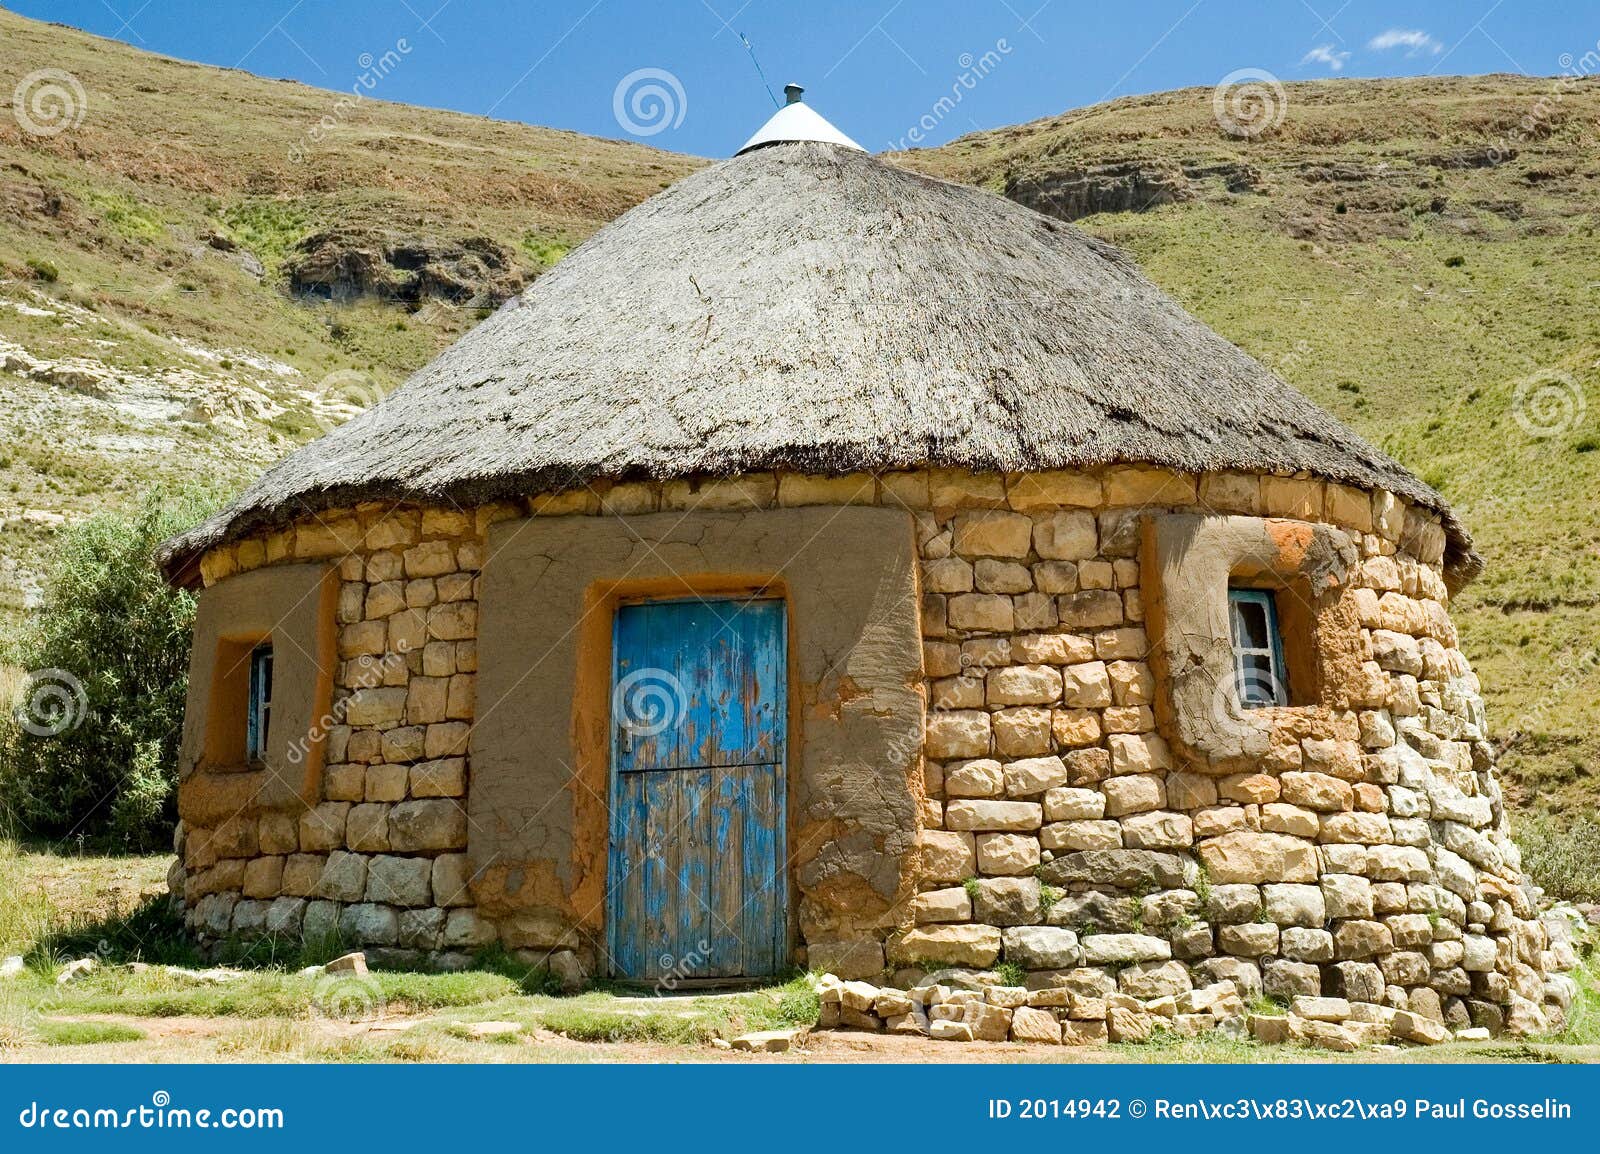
[
  {"xmin": 0, "ymin": 10, "xmax": 699, "ymax": 618},
  {"xmin": 905, "ymin": 75, "xmax": 1600, "ymax": 818},
  {"xmin": 0, "ymin": 12, "xmax": 1594, "ymax": 820}
]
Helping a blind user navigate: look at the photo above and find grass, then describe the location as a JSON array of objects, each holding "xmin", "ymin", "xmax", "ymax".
[
  {"xmin": 35, "ymin": 1019, "xmax": 145, "ymax": 1046},
  {"xmin": 1516, "ymin": 817, "xmax": 1600, "ymax": 902}
]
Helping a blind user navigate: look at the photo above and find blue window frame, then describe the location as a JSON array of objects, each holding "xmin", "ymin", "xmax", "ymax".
[
  {"xmin": 246, "ymin": 643, "xmax": 273, "ymax": 764},
  {"xmin": 1228, "ymin": 588, "xmax": 1288, "ymax": 708}
]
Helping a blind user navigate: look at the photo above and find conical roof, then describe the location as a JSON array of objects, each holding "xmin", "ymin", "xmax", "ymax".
[
  {"xmin": 160, "ymin": 140, "xmax": 1476, "ymax": 583},
  {"xmin": 737, "ymin": 85, "xmax": 864, "ymax": 154}
]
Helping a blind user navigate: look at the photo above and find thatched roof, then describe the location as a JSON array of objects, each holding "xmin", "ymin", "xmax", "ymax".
[{"xmin": 160, "ymin": 141, "xmax": 1478, "ymax": 584}]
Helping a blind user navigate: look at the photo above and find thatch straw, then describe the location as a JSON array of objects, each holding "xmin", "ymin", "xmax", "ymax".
[{"xmin": 159, "ymin": 143, "xmax": 1477, "ymax": 583}]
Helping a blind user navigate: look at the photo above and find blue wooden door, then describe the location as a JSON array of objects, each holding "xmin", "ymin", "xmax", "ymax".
[{"xmin": 608, "ymin": 597, "xmax": 787, "ymax": 981}]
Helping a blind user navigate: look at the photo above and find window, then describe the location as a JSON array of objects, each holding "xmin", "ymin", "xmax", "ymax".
[
  {"xmin": 246, "ymin": 643, "xmax": 273, "ymax": 764},
  {"xmin": 1228, "ymin": 588, "xmax": 1288, "ymax": 708}
]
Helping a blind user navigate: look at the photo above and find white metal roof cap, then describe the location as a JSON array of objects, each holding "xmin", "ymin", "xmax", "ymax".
[{"xmin": 735, "ymin": 84, "xmax": 865, "ymax": 155}]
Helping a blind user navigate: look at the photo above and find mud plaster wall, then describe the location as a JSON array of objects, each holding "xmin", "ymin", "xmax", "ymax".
[
  {"xmin": 178, "ymin": 562, "xmax": 337, "ymax": 824},
  {"xmin": 471, "ymin": 506, "xmax": 925, "ymax": 959},
  {"xmin": 1141, "ymin": 513, "xmax": 1365, "ymax": 772}
]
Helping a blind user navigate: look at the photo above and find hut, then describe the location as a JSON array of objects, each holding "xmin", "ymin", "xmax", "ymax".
[{"xmin": 158, "ymin": 90, "xmax": 1572, "ymax": 1032}]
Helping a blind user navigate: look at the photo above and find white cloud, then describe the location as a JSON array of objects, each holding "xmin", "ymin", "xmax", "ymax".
[
  {"xmin": 1368, "ymin": 28, "xmax": 1443, "ymax": 56},
  {"xmin": 1300, "ymin": 44, "xmax": 1351, "ymax": 71}
]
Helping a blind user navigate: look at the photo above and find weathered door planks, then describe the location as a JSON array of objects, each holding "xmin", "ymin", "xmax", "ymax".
[{"xmin": 608, "ymin": 598, "xmax": 786, "ymax": 981}]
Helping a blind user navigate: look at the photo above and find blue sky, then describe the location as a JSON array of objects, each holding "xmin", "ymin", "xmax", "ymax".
[{"xmin": 12, "ymin": 0, "xmax": 1594, "ymax": 155}]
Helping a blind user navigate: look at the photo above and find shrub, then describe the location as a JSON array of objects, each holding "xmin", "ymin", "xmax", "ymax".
[
  {"xmin": 1517, "ymin": 817, "xmax": 1600, "ymax": 903},
  {"xmin": 0, "ymin": 485, "xmax": 224, "ymax": 850}
]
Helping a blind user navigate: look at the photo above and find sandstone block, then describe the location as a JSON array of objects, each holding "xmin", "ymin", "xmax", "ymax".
[
  {"xmin": 1120, "ymin": 810, "xmax": 1193, "ymax": 849},
  {"xmin": 988, "ymin": 665, "xmax": 1062, "ymax": 706},
  {"xmin": 388, "ymin": 799, "xmax": 467, "ymax": 852},
  {"xmin": 1082, "ymin": 933, "xmax": 1171, "ymax": 965},
  {"xmin": 926, "ymin": 711, "xmax": 992, "ymax": 759},
  {"xmin": 945, "ymin": 799, "xmax": 1042, "ymax": 832},
  {"xmin": 915, "ymin": 830, "xmax": 976, "ymax": 882},
  {"xmin": 892, "ymin": 925, "xmax": 1002, "ymax": 968},
  {"xmin": 913, "ymin": 886, "xmax": 973, "ymax": 924},
  {"xmin": 365, "ymin": 855, "xmax": 431, "ymax": 907},
  {"xmin": 1199, "ymin": 831, "xmax": 1318, "ymax": 884},
  {"xmin": 1262, "ymin": 883, "xmax": 1326, "ymax": 928},
  {"xmin": 954, "ymin": 510, "xmax": 1033, "ymax": 557},
  {"xmin": 1103, "ymin": 773, "xmax": 1165, "ymax": 816},
  {"xmin": 1003, "ymin": 755, "xmax": 1069, "ymax": 797},
  {"xmin": 1010, "ymin": 1005, "xmax": 1062, "ymax": 1044},
  {"xmin": 1044, "ymin": 786, "xmax": 1105, "ymax": 821},
  {"xmin": 974, "ymin": 877, "xmax": 1041, "ymax": 925},
  {"xmin": 1041, "ymin": 820, "xmax": 1122, "ymax": 851},
  {"xmin": 1220, "ymin": 923, "xmax": 1279, "ymax": 957},
  {"xmin": 1060, "ymin": 660, "xmax": 1112, "ymax": 708},
  {"xmin": 945, "ymin": 758, "xmax": 1004, "ymax": 797},
  {"xmin": 976, "ymin": 832, "xmax": 1040, "ymax": 875}
]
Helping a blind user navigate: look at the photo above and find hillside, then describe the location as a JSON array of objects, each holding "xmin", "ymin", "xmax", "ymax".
[
  {"xmin": 0, "ymin": 10, "xmax": 699, "ymax": 614},
  {"xmin": 0, "ymin": 12, "xmax": 1595, "ymax": 820}
]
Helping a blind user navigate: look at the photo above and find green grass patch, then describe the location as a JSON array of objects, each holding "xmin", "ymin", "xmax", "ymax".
[
  {"xmin": 1517, "ymin": 818, "xmax": 1600, "ymax": 902},
  {"xmin": 35, "ymin": 1019, "xmax": 146, "ymax": 1046}
]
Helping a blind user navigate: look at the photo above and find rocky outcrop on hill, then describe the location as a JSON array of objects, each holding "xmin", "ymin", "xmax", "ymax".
[{"xmin": 285, "ymin": 229, "xmax": 526, "ymax": 307}]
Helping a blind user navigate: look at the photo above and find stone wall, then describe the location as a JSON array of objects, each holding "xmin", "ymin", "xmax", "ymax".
[{"xmin": 174, "ymin": 467, "xmax": 1574, "ymax": 1032}]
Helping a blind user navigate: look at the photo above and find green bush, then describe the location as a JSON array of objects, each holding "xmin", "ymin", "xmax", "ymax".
[
  {"xmin": 1517, "ymin": 816, "xmax": 1600, "ymax": 903},
  {"xmin": 0, "ymin": 486, "xmax": 224, "ymax": 850}
]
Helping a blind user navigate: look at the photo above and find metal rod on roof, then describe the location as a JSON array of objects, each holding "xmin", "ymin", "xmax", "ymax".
[{"xmin": 739, "ymin": 33, "xmax": 781, "ymax": 108}]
